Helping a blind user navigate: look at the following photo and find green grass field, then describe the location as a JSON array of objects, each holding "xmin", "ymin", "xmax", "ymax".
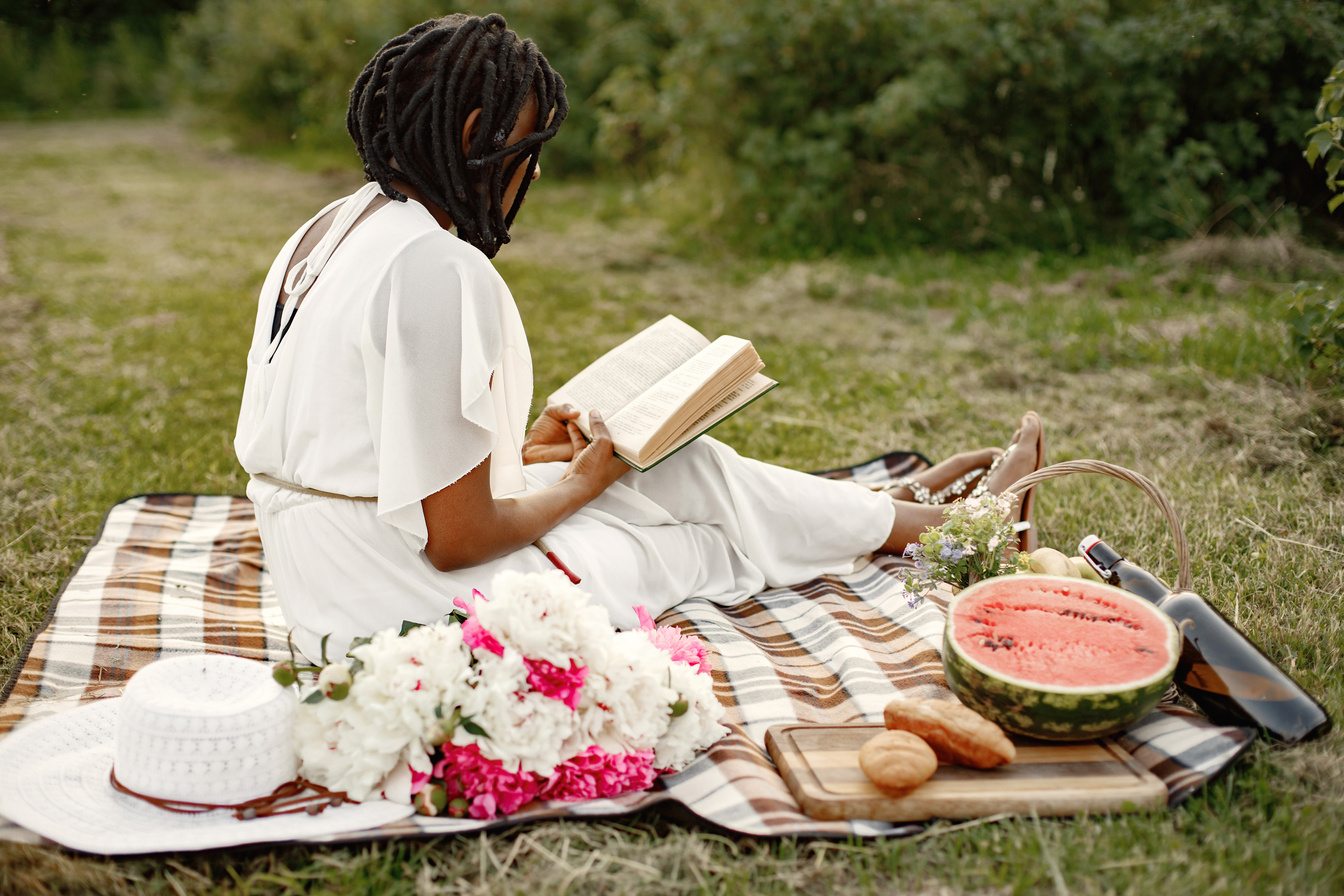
[{"xmin": 1, "ymin": 119, "xmax": 1342, "ymax": 895}]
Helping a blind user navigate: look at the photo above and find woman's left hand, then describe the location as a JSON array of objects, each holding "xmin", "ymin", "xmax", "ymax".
[{"xmin": 522, "ymin": 404, "xmax": 582, "ymax": 464}]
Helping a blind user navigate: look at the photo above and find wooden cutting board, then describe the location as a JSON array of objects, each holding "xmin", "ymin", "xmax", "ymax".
[{"xmin": 765, "ymin": 723, "xmax": 1166, "ymax": 822}]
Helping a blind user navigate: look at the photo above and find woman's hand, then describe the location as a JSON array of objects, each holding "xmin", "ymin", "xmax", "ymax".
[
  {"xmin": 522, "ymin": 403, "xmax": 581, "ymax": 464},
  {"xmin": 421, "ymin": 409, "xmax": 628, "ymax": 572},
  {"xmin": 560, "ymin": 410, "xmax": 629, "ymax": 498}
]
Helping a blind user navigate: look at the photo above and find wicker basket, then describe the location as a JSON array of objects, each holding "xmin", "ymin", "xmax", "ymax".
[{"xmin": 1003, "ymin": 459, "xmax": 1193, "ymax": 591}]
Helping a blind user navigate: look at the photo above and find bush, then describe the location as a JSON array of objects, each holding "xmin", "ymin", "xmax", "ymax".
[
  {"xmin": 625, "ymin": 0, "xmax": 1344, "ymax": 254},
  {"xmin": 170, "ymin": 0, "xmax": 435, "ymax": 149},
  {"xmin": 168, "ymin": 0, "xmax": 673, "ymax": 175},
  {"xmin": 1284, "ymin": 281, "xmax": 1344, "ymax": 385},
  {"xmin": 168, "ymin": 0, "xmax": 1344, "ymax": 255},
  {"xmin": 1306, "ymin": 59, "xmax": 1344, "ymax": 210},
  {"xmin": 1281, "ymin": 60, "xmax": 1344, "ymax": 389},
  {"xmin": 0, "ymin": 1, "xmax": 195, "ymax": 115}
]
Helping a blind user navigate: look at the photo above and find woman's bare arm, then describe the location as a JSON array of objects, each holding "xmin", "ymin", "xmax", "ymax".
[{"xmin": 420, "ymin": 411, "xmax": 628, "ymax": 571}]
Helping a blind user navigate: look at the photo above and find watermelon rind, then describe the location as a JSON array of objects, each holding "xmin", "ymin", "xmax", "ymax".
[{"xmin": 942, "ymin": 575, "xmax": 1180, "ymax": 741}]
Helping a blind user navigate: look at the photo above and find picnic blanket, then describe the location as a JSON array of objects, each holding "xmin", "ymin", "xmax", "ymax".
[{"xmin": 0, "ymin": 452, "xmax": 1255, "ymax": 848}]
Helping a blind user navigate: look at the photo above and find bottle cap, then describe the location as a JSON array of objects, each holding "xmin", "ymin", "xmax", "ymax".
[{"xmin": 1079, "ymin": 535, "xmax": 1124, "ymax": 577}]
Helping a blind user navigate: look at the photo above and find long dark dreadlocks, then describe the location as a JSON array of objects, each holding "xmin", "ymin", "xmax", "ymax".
[{"xmin": 347, "ymin": 14, "xmax": 567, "ymax": 259}]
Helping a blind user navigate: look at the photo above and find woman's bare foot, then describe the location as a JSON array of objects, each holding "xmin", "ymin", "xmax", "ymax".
[
  {"xmin": 978, "ymin": 411, "xmax": 1045, "ymax": 552},
  {"xmin": 982, "ymin": 411, "xmax": 1043, "ymax": 497},
  {"xmin": 877, "ymin": 411, "xmax": 1045, "ymax": 554}
]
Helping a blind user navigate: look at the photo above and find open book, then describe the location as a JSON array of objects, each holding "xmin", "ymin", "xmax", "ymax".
[{"xmin": 548, "ymin": 315, "xmax": 777, "ymax": 471}]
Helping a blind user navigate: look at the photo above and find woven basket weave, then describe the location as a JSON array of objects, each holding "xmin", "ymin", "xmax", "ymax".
[{"xmin": 1003, "ymin": 459, "xmax": 1193, "ymax": 591}]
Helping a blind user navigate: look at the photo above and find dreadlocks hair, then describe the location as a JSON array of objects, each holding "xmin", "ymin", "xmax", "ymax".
[{"xmin": 347, "ymin": 13, "xmax": 568, "ymax": 259}]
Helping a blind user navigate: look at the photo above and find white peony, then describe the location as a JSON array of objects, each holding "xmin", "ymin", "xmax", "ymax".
[
  {"xmin": 655, "ymin": 660, "xmax": 729, "ymax": 772},
  {"xmin": 453, "ymin": 648, "xmax": 579, "ymax": 776},
  {"xmin": 474, "ymin": 570, "xmax": 614, "ymax": 668},
  {"xmin": 290, "ymin": 570, "xmax": 732, "ymax": 809},
  {"xmin": 294, "ymin": 621, "xmax": 474, "ymax": 801},
  {"xmin": 572, "ymin": 631, "xmax": 678, "ymax": 755}
]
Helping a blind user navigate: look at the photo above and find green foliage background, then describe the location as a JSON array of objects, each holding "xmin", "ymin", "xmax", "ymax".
[
  {"xmin": 649, "ymin": 0, "xmax": 1344, "ymax": 253},
  {"xmin": 5, "ymin": 0, "xmax": 1344, "ymax": 253},
  {"xmin": 0, "ymin": 1, "xmax": 198, "ymax": 113}
]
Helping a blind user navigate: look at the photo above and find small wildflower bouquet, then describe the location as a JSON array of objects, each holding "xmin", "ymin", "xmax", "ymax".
[
  {"xmin": 901, "ymin": 493, "xmax": 1030, "ymax": 604},
  {"xmin": 273, "ymin": 570, "xmax": 727, "ymax": 820}
]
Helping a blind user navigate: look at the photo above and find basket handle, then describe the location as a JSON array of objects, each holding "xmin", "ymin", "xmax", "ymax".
[{"xmin": 1002, "ymin": 459, "xmax": 1192, "ymax": 591}]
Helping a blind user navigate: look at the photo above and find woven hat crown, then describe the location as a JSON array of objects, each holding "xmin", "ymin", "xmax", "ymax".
[{"xmin": 113, "ymin": 654, "xmax": 298, "ymax": 804}]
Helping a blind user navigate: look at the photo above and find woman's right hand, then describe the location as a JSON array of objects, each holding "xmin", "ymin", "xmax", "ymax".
[
  {"xmin": 522, "ymin": 403, "xmax": 581, "ymax": 464},
  {"xmin": 561, "ymin": 410, "xmax": 629, "ymax": 498}
]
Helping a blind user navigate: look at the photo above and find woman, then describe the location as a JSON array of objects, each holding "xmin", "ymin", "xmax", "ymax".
[{"xmin": 235, "ymin": 14, "xmax": 1043, "ymax": 660}]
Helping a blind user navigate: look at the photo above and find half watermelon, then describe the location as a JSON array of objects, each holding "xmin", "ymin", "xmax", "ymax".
[{"xmin": 943, "ymin": 575, "xmax": 1180, "ymax": 740}]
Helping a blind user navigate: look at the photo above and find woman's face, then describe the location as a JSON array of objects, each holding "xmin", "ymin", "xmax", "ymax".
[{"xmin": 497, "ymin": 95, "xmax": 553, "ymax": 214}]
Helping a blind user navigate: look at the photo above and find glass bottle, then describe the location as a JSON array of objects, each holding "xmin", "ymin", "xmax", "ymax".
[{"xmin": 1079, "ymin": 535, "xmax": 1331, "ymax": 745}]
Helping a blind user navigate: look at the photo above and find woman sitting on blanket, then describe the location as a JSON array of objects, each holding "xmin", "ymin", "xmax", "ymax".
[{"xmin": 234, "ymin": 13, "xmax": 1045, "ymax": 660}]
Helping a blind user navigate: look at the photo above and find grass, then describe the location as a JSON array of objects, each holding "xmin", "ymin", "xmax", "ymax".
[{"xmin": 2, "ymin": 118, "xmax": 1343, "ymax": 895}]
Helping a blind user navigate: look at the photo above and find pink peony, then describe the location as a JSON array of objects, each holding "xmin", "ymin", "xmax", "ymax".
[
  {"xmin": 409, "ymin": 766, "xmax": 431, "ymax": 796},
  {"xmin": 536, "ymin": 746, "xmax": 658, "ymax": 803},
  {"xmin": 455, "ymin": 590, "xmax": 505, "ymax": 657},
  {"xmin": 634, "ymin": 605, "xmax": 712, "ymax": 675},
  {"xmin": 424, "ymin": 743, "xmax": 659, "ymax": 818},
  {"xmin": 524, "ymin": 657, "xmax": 588, "ymax": 709},
  {"xmin": 432, "ymin": 743, "xmax": 540, "ymax": 819}
]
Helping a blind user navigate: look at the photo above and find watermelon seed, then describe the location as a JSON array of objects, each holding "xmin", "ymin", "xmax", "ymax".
[{"xmin": 1054, "ymin": 608, "xmax": 1141, "ymax": 630}]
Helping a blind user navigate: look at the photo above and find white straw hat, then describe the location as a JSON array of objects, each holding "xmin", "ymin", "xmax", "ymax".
[{"xmin": 0, "ymin": 654, "xmax": 413, "ymax": 855}]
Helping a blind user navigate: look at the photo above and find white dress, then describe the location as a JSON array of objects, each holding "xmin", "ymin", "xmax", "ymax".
[{"xmin": 235, "ymin": 185, "xmax": 896, "ymax": 660}]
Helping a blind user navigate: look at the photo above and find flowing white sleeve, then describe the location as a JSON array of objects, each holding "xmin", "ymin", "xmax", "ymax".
[{"xmin": 363, "ymin": 233, "xmax": 504, "ymax": 551}]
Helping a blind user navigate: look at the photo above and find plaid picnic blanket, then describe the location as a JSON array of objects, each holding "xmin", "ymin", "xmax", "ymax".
[{"xmin": 0, "ymin": 453, "xmax": 1255, "ymax": 847}]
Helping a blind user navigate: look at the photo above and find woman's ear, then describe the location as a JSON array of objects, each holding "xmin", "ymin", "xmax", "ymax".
[{"xmin": 461, "ymin": 108, "xmax": 483, "ymax": 159}]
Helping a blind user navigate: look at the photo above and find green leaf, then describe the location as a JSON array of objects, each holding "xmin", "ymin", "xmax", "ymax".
[
  {"xmin": 303, "ymin": 690, "xmax": 325, "ymax": 704},
  {"xmin": 1329, "ymin": 194, "xmax": 1344, "ymax": 213},
  {"xmin": 460, "ymin": 718, "xmax": 490, "ymax": 738},
  {"xmin": 399, "ymin": 619, "xmax": 425, "ymax": 636}
]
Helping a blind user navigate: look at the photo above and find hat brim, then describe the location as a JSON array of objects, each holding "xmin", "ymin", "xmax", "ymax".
[{"xmin": 0, "ymin": 698, "xmax": 415, "ymax": 855}]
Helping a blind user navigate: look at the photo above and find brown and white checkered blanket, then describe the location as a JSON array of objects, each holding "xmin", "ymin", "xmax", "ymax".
[{"xmin": 0, "ymin": 454, "xmax": 1254, "ymax": 846}]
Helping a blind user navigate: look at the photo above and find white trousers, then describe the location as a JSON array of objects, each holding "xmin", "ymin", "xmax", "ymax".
[{"xmin": 251, "ymin": 436, "xmax": 895, "ymax": 660}]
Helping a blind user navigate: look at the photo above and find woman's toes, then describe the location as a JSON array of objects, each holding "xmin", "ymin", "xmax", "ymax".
[{"xmin": 988, "ymin": 412, "xmax": 1042, "ymax": 493}]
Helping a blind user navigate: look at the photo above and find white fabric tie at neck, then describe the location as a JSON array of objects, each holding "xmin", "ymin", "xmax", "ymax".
[{"xmin": 273, "ymin": 181, "xmax": 386, "ymax": 348}]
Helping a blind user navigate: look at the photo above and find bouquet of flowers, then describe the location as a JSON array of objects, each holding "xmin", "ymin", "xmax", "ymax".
[
  {"xmin": 274, "ymin": 571, "xmax": 727, "ymax": 819},
  {"xmin": 900, "ymin": 493, "xmax": 1029, "ymax": 604}
]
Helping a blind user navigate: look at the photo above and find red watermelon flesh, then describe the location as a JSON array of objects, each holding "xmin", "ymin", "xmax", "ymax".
[{"xmin": 951, "ymin": 578, "xmax": 1176, "ymax": 688}]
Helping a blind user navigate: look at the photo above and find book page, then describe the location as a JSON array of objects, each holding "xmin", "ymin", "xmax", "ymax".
[
  {"xmin": 630, "ymin": 373, "xmax": 778, "ymax": 471},
  {"xmin": 681, "ymin": 372, "xmax": 777, "ymax": 437},
  {"xmin": 606, "ymin": 336, "xmax": 751, "ymax": 451},
  {"xmin": 548, "ymin": 315, "xmax": 709, "ymax": 415}
]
